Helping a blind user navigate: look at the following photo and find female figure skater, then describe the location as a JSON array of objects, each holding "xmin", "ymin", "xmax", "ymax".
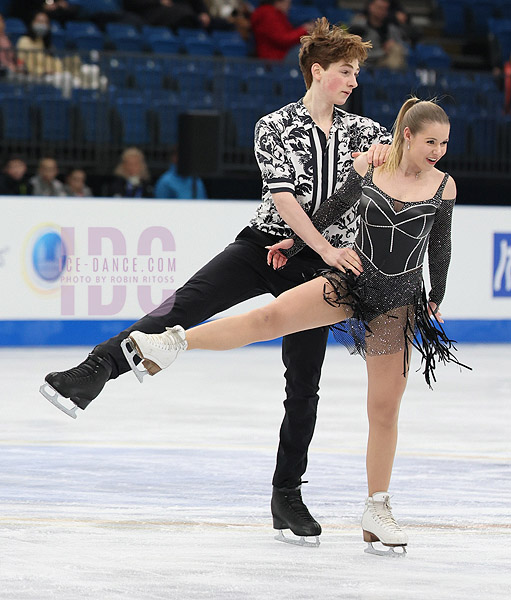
[{"xmin": 123, "ymin": 98, "xmax": 462, "ymax": 555}]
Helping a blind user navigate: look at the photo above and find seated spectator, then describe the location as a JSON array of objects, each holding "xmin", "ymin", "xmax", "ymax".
[
  {"xmin": 110, "ymin": 147, "xmax": 153, "ymax": 198},
  {"xmin": 11, "ymin": 1, "xmax": 80, "ymax": 26},
  {"xmin": 206, "ymin": 0, "xmax": 253, "ymax": 39},
  {"xmin": 388, "ymin": 0, "xmax": 419, "ymax": 47},
  {"xmin": 251, "ymin": 0, "xmax": 313, "ymax": 61},
  {"xmin": 154, "ymin": 148, "xmax": 208, "ymax": 199},
  {"xmin": 30, "ymin": 157, "xmax": 66, "ymax": 196},
  {"xmin": 350, "ymin": 0, "xmax": 409, "ymax": 70},
  {"xmin": 123, "ymin": 1, "xmax": 200, "ymax": 30},
  {"xmin": 16, "ymin": 11, "xmax": 84, "ymax": 92},
  {"xmin": 64, "ymin": 168, "xmax": 93, "ymax": 197},
  {"xmin": 0, "ymin": 15, "xmax": 22, "ymax": 76},
  {"xmin": 0, "ymin": 157, "xmax": 33, "ymax": 195}
]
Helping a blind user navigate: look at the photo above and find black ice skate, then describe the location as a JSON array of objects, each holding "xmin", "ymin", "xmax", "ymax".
[
  {"xmin": 271, "ymin": 484, "xmax": 321, "ymax": 547},
  {"xmin": 39, "ymin": 348, "xmax": 112, "ymax": 419}
]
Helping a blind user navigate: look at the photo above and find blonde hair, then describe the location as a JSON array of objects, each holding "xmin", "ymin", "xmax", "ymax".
[
  {"xmin": 299, "ymin": 17, "xmax": 371, "ymax": 89},
  {"xmin": 380, "ymin": 97, "xmax": 450, "ymax": 174},
  {"xmin": 114, "ymin": 147, "xmax": 150, "ymax": 181}
]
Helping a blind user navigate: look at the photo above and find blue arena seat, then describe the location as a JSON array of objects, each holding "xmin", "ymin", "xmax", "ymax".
[
  {"xmin": 4, "ymin": 18, "xmax": 26, "ymax": 45},
  {"xmin": 471, "ymin": 114, "xmax": 499, "ymax": 156},
  {"xmin": 65, "ymin": 21, "xmax": 102, "ymax": 36},
  {"xmin": 113, "ymin": 96, "xmax": 149, "ymax": 145},
  {"xmin": 288, "ymin": 6, "xmax": 322, "ymax": 27},
  {"xmin": 69, "ymin": 0, "xmax": 122, "ymax": 16},
  {"xmin": 444, "ymin": 113, "xmax": 469, "ymax": 157},
  {"xmin": 215, "ymin": 37, "xmax": 248, "ymax": 57},
  {"xmin": 411, "ymin": 44, "xmax": 451, "ymax": 70},
  {"xmin": 438, "ymin": 0, "xmax": 467, "ymax": 36},
  {"xmin": 149, "ymin": 98, "xmax": 179, "ymax": 145},
  {"xmin": 182, "ymin": 37, "xmax": 215, "ymax": 56},
  {"xmin": 173, "ymin": 66, "xmax": 212, "ymax": 99},
  {"xmin": 50, "ymin": 22, "xmax": 66, "ymax": 50},
  {"xmin": 76, "ymin": 94, "xmax": 110, "ymax": 143},
  {"xmin": 0, "ymin": 93, "xmax": 32, "ymax": 141},
  {"xmin": 277, "ymin": 69, "xmax": 306, "ymax": 102},
  {"xmin": 101, "ymin": 57, "xmax": 129, "ymax": 88},
  {"xmin": 148, "ymin": 37, "xmax": 180, "ymax": 54},
  {"xmin": 227, "ymin": 102, "xmax": 266, "ymax": 149},
  {"xmin": 65, "ymin": 22, "xmax": 104, "ymax": 51},
  {"xmin": 38, "ymin": 97, "xmax": 73, "ymax": 142},
  {"xmin": 142, "ymin": 26, "xmax": 172, "ymax": 39},
  {"xmin": 242, "ymin": 70, "xmax": 276, "ymax": 99},
  {"xmin": 324, "ymin": 8, "xmax": 354, "ymax": 26},
  {"xmin": 177, "ymin": 28, "xmax": 209, "ymax": 41},
  {"xmin": 106, "ymin": 23, "xmax": 144, "ymax": 52},
  {"xmin": 363, "ymin": 101, "xmax": 401, "ymax": 132},
  {"xmin": 467, "ymin": 1, "xmax": 495, "ymax": 35},
  {"xmin": 143, "ymin": 26, "xmax": 178, "ymax": 53},
  {"xmin": 133, "ymin": 60, "xmax": 165, "ymax": 90}
]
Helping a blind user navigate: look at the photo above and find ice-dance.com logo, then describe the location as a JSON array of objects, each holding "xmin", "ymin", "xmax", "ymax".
[
  {"xmin": 493, "ymin": 233, "xmax": 511, "ymax": 297},
  {"xmin": 23, "ymin": 224, "xmax": 67, "ymax": 294},
  {"xmin": 60, "ymin": 225, "xmax": 176, "ymax": 316},
  {"xmin": 23, "ymin": 224, "xmax": 176, "ymax": 314}
]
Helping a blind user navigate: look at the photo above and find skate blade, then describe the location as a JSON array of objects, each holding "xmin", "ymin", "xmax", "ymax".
[
  {"xmin": 274, "ymin": 530, "xmax": 320, "ymax": 547},
  {"xmin": 364, "ymin": 542, "xmax": 407, "ymax": 557},
  {"xmin": 39, "ymin": 383, "xmax": 78, "ymax": 419},
  {"xmin": 121, "ymin": 338, "xmax": 149, "ymax": 383}
]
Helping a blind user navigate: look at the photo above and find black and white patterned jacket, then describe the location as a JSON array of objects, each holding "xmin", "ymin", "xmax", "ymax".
[{"xmin": 251, "ymin": 99, "xmax": 392, "ymax": 248}]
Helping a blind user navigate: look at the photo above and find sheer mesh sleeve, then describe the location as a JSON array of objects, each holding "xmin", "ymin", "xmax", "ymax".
[
  {"xmin": 283, "ymin": 167, "xmax": 364, "ymax": 259},
  {"xmin": 428, "ymin": 198, "xmax": 456, "ymax": 306}
]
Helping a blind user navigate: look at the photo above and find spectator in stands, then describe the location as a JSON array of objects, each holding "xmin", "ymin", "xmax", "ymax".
[
  {"xmin": 123, "ymin": 1, "xmax": 203, "ymax": 30},
  {"xmin": 154, "ymin": 148, "xmax": 207, "ymax": 199},
  {"xmin": 350, "ymin": 0, "xmax": 409, "ymax": 70},
  {"xmin": 0, "ymin": 157, "xmax": 33, "ymax": 196},
  {"xmin": 16, "ymin": 11, "xmax": 63, "ymax": 76},
  {"xmin": 11, "ymin": 1, "xmax": 80, "ymax": 26},
  {"xmin": 388, "ymin": 0, "xmax": 419, "ymax": 47},
  {"xmin": 16, "ymin": 11, "xmax": 82, "ymax": 91},
  {"xmin": 206, "ymin": 1, "xmax": 254, "ymax": 40},
  {"xmin": 110, "ymin": 147, "xmax": 153, "ymax": 198},
  {"xmin": 64, "ymin": 168, "xmax": 93, "ymax": 197},
  {"xmin": 251, "ymin": 0, "xmax": 313, "ymax": 61},
  {"xmin": 30, "ymin": 157, "xmax": 66, "ymax": 196},
  {"xmin": 0, "ymin": 15, "xmax": 22, "ymax": 75}
]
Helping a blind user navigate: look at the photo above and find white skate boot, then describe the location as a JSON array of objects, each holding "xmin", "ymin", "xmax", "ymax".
[
  {"xmin": 120, "ymin": 326, "xmax": 188, "ymax": 382},
  {"xmin": 361, "ymin": 492, "xmax": 408, "ymax": 556}
]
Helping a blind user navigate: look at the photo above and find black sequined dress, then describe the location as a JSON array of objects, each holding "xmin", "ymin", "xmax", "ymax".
[{"xmin": 284, "ymin": 165, "xmax": 463, "ymax": 385}]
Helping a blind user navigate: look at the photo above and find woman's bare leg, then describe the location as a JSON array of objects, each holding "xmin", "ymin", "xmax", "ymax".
[
  {"xmin": 186, "ymin": 277, "xmax": 347, "ymax": 350},
  {"xmin": 365, "ymin": 350, "xmax": 409, "ymax": 495}
]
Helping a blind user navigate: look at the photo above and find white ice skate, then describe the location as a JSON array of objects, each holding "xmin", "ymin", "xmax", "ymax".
[
  {"xmin": 361, "ymin": 492, "xmax": 408, "ymax": 556},
  {"xmin": 120, "ymin": 326, "xmax": 188, "ymax": 382}
]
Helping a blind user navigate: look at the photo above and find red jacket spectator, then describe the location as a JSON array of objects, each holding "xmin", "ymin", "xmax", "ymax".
[{"xmin": 251, "ymin": 1, "xmax": 311, "ymax": 60}]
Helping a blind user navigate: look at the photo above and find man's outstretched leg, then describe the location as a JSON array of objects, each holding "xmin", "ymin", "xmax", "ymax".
[
  {"xmin": 271, "ymin": 327, "xmax": 329, "ymax": 544},
  {"xmin": 40, "ymin": 231, "xmax": 271, "ymax": 417}
]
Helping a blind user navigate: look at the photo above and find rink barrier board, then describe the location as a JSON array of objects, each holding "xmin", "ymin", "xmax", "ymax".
[{"xmin": 0, "ymin": 319, "xmax": 510, "ymax": 346}]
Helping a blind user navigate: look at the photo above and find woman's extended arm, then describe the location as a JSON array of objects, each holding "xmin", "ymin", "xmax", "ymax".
[{"xmin": 428, "ymin": 178, "xmax": 456, "ymax": 308}]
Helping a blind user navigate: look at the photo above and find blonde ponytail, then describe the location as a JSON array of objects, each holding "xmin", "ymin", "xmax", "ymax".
[{"xmin": 380, "ymin": 97, "xmax": 450, "ymax": 174}]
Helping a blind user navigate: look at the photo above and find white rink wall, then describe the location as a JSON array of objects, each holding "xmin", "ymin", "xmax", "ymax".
[{"xmin": 1, "ymin": 196, "xmax": 510, "ymax": 345}]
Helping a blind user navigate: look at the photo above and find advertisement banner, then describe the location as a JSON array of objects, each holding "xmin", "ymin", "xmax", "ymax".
[
  {"xmin": 0, "ymin": 197, "xmax": 258, "ymax": 321},
  {"xmin": 1, "ymin": 197, "xmax": 510, "ymax": 344}
]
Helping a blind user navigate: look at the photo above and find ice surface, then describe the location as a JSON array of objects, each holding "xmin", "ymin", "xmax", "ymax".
[{"xmin": 1, "ymin": 345, "xmax": 510, "ymax": 599}]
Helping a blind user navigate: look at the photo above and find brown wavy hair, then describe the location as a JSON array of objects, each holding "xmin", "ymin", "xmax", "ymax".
[{"xmin": 299, "ymin": 17, "xmax": 372, "ymax": 89}]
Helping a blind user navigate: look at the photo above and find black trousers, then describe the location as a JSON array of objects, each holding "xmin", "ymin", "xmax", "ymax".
[{"xmin": 97, "ymin": 226, "xmax": 330, "ymax": 488}]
